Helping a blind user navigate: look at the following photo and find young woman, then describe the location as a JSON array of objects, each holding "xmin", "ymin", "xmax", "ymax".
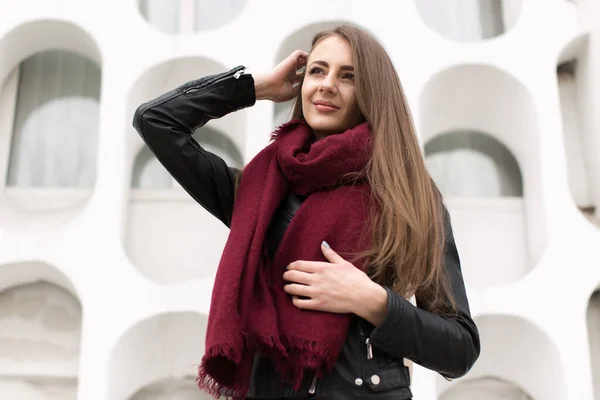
[{"xmin": 133, "ymin": 25, "xmax": 480, "ymax": 400}]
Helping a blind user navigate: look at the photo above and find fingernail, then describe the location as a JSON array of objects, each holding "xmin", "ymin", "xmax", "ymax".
[{"xmin": 322, "ymin": 241, "xmax": 330, "ymax": 249}]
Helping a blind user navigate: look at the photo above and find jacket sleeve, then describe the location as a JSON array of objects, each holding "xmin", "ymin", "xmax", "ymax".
[
  {"xmin": 132, "ymin": 66, "xmax": 256, "ymax": 228},
  {"xmin": 368, "ymin": 206, "xmax": 481, "ymax": 380}
]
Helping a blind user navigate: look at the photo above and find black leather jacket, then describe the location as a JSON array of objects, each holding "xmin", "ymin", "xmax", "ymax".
[{"xmin": 133, "ymin": 65, "xmax": 480, "ymax": 400}]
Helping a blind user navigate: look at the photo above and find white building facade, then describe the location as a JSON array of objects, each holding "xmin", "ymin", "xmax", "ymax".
[{"xmin": 0, "ymin": 0, "xmax": 599, "ymax": 399}]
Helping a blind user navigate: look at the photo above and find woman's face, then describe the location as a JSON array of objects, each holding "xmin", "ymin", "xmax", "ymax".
[{"xmin": 301, "ymin": 35, "xmax": 363, "ymax": 139}]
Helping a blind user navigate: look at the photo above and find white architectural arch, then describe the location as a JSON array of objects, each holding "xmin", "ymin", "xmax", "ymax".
[
  {"xmin": 419, "ymin": 64, "xmax": 545, "ymax": 288},
  {"xmin": 437, "ymin": 314, "xmax": 566, "ymax": 400},
  {"xmin": 108, "ymin": 312, "xmax": 209, "ymax": 400}
]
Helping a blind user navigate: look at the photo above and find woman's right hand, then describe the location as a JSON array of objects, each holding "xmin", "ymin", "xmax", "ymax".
[{"xmin": 254, "ymin": 50, "xmax": 308, "ymax": 103}]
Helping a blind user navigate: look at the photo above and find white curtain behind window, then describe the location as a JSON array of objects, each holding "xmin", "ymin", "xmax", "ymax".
[
  {"xmin": 416, "ymin": 0, "xmax": 520, "ymax": 41},
  {"xmin": 6, "ymin": 51, "xmax": 101, "ymax": 188},
  {"xmin": 131, "ymin": 147, "xmax": 173, "ymax": 189},
  {"xmin": 193, "ymin": 0, "xmax": 246, "ymax": 31},
  {"xmin": 192, "ymin": 126, "xmax": 243, "ymax": 168},
  {"xmin": 140, "ymin": 0, "xmax": 246, "ymax": 34},
  {"xmin": 425, "ymin": 131, "xmax": 523, "ymax": 197},
  {"xmin": 139, "ymin": 0, "xmax": 181, "ymax": 35}
]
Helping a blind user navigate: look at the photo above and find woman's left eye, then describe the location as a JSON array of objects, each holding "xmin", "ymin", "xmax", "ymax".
[{"xmin": 343, "ymin": 73, "xmax": 354, "ymax": 80}]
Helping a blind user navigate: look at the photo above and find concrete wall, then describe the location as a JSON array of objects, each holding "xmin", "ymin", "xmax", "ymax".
[{"xmin": 0, "ymin": 0, "xmax": 598, "ymax": 399}]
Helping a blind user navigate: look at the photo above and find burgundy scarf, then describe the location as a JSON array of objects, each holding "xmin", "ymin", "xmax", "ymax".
[{"xmin": 197, "ymin": 120, "xmax": 374, "ymax": 398}]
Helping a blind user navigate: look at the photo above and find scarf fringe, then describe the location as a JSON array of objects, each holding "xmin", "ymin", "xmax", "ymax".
[
  {"xmin": 196, "ymin": 331, "xmax": 287, "ymax": 399},
  {"xmin": 277, "ymin": 333, "xmax": 339, "ymax": 388},
  {"xmin": 270, "ymin": 119, "xmax": 303, "ymax": 142},
  {"xmin": 197, "ymin": 331, "xmax": 339, "ymax": 398}
]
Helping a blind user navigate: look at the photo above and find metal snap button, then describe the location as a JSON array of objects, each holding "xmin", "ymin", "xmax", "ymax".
[
  {"xmin": 354, "ymin": 378, "xmax": 363, "ymax": 386},
  {"xmin": 370, "ymin": 374, "xmax": 381, "ymax": 385}
]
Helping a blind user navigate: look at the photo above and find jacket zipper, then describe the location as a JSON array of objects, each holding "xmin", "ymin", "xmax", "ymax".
[
  {"xmin": 358, "ymin": 320, "xmax": 374, "ymax": 360},
  {"xmin": 183, "ymin": 66, "xmax": 246, "ymax": 94},
  {"xmin": 135, "ymin": 65, "xmax": 247, "ymax": 129},
  {"xmin": 365, "ymin": 338, "xmax": 374, "ymax": 360},
  {"xmin": 308, "ymin": 374, "xmax": 318, "ymax": 395},
  {"xmin": 135, "ymin": 66, "xmax": 245, "ymax": 131},
  {"xmin": 233, "ymin": 67, "xmax": 246, "ymax": 79}
]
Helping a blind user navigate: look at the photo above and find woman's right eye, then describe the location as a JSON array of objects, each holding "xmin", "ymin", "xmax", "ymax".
[{"xmin": 309, "ymin": 67, "xmax": 324, "ymax": 75}]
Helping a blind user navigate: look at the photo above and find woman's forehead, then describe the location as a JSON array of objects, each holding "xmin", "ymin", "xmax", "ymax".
[{"xmin": 308, "ymin": 36, "xmax": 354, "ymax": 66}]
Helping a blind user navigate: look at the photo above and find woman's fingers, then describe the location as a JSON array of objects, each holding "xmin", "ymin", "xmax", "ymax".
[
  {"xmin": 284, "ymin": 283, "xmax": 313, "ymax": 297},
  {"xmin": 295, "ymin": 51, "xmax": 308, "ymax": 69},
  {"xmin": 283, "ymin": 49, "xmax": 307, "ymax": 75},
  {"xmin": 283, "ymin": 269, "xmax": 313, "ymax": 285},
  {"xmin": 292, "ymin": 49, "xmax": 308, "ymax": 61},
  {"xmin": 287, "ymin": 260, "xmax": 324, "ymax": 273},
  {"xmin": 266, "ymin": 50, "xmax": 308, "ymax": 102},
  {"xmin": 291, "ymin": 296, "xmax": 318, "ymax": 310}
]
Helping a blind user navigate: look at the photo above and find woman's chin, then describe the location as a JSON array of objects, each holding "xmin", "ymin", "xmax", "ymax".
[{"xmin": 306, "ymin": 120, "xmax": 344, "ymax": 136}]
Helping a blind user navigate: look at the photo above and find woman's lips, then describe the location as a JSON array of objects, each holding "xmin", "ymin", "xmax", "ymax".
[{"xmin": 314, "ymin": 103, "xmax": 339, "ymax": 112}]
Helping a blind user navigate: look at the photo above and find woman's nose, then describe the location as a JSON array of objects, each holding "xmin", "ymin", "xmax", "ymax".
[{"xmin": 319, "ymin": 75, "xmax": 337, "ymax": 94}]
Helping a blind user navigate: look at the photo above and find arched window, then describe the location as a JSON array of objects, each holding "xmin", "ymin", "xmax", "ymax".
[
  {"xmin": 109, "ymin": 312, "xmax": 209, "ymax": 400},
  {"xmin": 437, "ymin": 315, "xmax": 566, "ymax": 400},
  {"xmin": 420, "ymin": 64, "xmax": 545, "ymax": 286},
  {"xmin": 425, "ymin": 130, "xmax": 523, "ymax": 198},
  {"xmin": 0, "ymin": 280, "xmax": 81, "ymax": 399},
  {"xmin": 6, "ymin": 50, "xmax": 101, "ymax": 188}
]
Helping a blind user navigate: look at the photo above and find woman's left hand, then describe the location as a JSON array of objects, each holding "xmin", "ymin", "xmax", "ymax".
[{"xmin": 283, "ymin": 242, "xmax": 389, "ymax": 324}]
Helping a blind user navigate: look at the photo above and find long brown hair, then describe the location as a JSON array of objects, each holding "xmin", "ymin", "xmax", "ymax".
[{"xmin": 291, "ymin": 25, "xmax": 456, "ymax": 315}]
